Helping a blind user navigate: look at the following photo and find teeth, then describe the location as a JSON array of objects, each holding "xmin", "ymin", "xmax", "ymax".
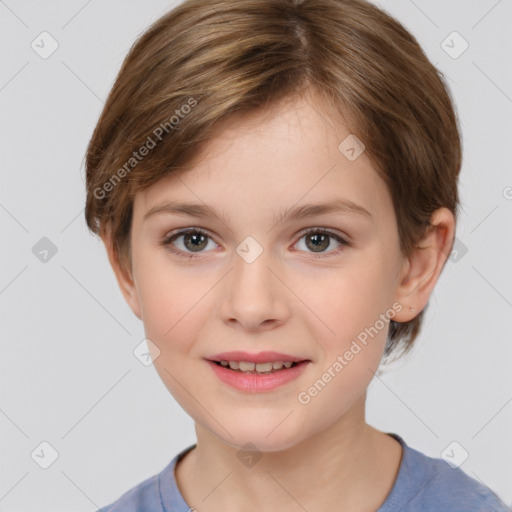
[
  {"xmin": 255, "ymin": 362, "xmax": 273, "ymax": 372},
  {"xmin": 217, "ymin": 360, "xmax": 297, "ymax": 373}
]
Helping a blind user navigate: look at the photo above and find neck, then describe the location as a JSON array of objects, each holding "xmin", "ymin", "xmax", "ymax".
[{"xmin": 175, "ymin": 394, "xmax": 403, "ymax": 511}]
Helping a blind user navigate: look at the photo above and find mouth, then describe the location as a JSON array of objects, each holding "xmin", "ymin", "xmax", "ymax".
[
  {"xmin": 205, "ymin": 351, "xmax": 311, "ymax": 391},
  {"xmin": 205, "ymin": 358, "xmax": 311, "ymax": 392}
]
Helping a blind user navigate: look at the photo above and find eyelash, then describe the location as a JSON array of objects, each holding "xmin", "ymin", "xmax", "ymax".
[{"xmin": 160, "ymin": 227, "xmax": 350, "ymax": 260}]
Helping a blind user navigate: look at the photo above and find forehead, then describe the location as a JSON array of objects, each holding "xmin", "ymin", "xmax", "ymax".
[{"xmin": 134, "ymin": 92, "xmax": 394, "ymax": 230}]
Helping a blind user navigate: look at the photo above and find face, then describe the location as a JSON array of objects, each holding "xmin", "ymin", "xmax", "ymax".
[{"xmin": 112, "ymin": 90, "xmax": 414, "ymax": 452}]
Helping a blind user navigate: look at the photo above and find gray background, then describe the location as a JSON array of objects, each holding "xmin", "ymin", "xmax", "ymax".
[{"xmin": 1, "ymin": 0, "xmax": 511, "ymax": 510}]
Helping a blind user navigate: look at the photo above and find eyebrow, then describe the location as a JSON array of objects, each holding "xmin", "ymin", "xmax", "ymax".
[{"xmin": 143, "ymin": 198, "xmax": 374, "ymax": 225}]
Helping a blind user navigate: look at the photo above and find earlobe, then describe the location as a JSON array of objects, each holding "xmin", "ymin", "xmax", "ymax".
[
  {"xmin": 392, "ymin": 208, "xmax": 455, "ymax": 322},
  {"xmin": 100, "ymin": 224, "xmax": 142, "ymax": 320}
]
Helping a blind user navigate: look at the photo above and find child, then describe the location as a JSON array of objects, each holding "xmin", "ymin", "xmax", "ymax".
[{"xmin": 85, "ymin": 0, "xmax": 509, "ymax": 510}]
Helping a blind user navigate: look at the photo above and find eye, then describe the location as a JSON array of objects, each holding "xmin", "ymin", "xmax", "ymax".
[
  {"xmin": 161, "ymin": 227, "xmax": 350, "ymax": 260},
  {"xmin": 294, "ymin": 228, "xmax": 350, "ymax": 257},
  {"xmin": 161, "ymin": 228, "xmax": 218, "ymax": 259}
]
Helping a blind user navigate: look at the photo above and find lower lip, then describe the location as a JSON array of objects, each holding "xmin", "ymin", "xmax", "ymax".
[{"xmin": 206, "ymin": 360, "xmax": 311, "ymax": 393}]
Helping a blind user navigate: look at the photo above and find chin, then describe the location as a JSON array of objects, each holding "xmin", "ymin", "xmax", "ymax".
[{"xmin": 213, "ymin": 420, "xmax": 306, "ymax": 454}]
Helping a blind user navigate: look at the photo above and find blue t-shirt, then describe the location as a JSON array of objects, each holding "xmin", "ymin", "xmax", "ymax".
[{"xmin": 97, "ymin": 433, "xmax": 509, "ymax": 511}]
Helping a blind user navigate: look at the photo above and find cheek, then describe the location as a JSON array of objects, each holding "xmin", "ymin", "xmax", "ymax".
[
  {"xmin": 298, "ymin": 276, "xmax": 390, "ymax": 419},
  {"xmin": 303, "ymin": 256, "xmax": 394, "ymax": 348},
  {"xmin": 135, "ymin": 261, "xmax": 212, "ymax": 411},
  {"xmin": 134, "ymin": 251, "xmax": 202, "ymax": 349},
  {"xmin": 313, "ymin": 253, "xmax": 398, "ymax": 396}
]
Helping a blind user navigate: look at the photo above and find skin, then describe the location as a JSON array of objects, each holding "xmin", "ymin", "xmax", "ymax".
[{"xmin": 101, "ymin": 88, "xmax": 455, "ymax": 511}]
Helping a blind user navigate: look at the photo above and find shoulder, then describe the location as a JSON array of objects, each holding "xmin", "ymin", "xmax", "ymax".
[
  {"xmin": 95, "ymin": 471, "xmax": 163, "ymax": 512},
  {"xmin": 94, "ymin": 444, "xmax": 195, "ymax": 512},
  {"xmin": 381, "ymin": 434, "xmax": 510, "ymax": 512}
]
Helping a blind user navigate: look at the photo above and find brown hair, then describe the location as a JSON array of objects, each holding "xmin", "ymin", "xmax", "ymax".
[{"xmin": 84, "ymin": 0, "xmax": 462, "ymax": 362}]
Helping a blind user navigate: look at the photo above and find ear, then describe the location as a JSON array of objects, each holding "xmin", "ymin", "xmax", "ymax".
[
  {"xmin": 100, "ymin": 224, "xmax": 142, "ymax": 320},
  {"xmin": 392, "ymin": 207, "xmax": 455, "ymax": 322}
]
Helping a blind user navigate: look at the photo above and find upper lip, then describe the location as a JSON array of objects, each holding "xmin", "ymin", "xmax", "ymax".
[{"xmin": 206, "ymin": 351, "xmax": 309, "ymax": 364}]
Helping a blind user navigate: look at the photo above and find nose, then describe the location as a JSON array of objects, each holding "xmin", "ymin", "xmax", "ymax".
[{"xmin": 219, "ymin": 246, "xmax": 290, "ymax": 332}]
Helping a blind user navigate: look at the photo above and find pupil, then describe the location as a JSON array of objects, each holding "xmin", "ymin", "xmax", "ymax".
[
  {"xmin": 307, "ymin": 233, "xmax": 329, "ymax": 252},
  {"xmin": 185, "ymin": 232, "xmax": 207, "ymax": 252}
]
